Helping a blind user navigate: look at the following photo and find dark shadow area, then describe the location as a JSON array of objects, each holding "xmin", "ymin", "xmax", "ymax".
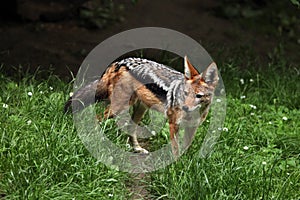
[{"xmin": 0, "ymin": 0, "xmax": 299, "ymax": 80}]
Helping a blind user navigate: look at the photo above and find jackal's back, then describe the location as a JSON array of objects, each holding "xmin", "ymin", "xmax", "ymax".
[
  {"xmin": 65, "ymin": 58, "xmax": 186, "ymax": 113},
  {"xmin": 115, "ymin": 58, "xmax": 185, "ymax": 107},
  {"xmin": 116, "ymin": 58, "xmax": 184, "ymax": 90}
]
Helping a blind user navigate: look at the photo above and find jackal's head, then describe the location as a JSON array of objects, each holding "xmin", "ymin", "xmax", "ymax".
[{"xmin": 182, "ymin": 56, "xmax": 219, "ymax": 112}]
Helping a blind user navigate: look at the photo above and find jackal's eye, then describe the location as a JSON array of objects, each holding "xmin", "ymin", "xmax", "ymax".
[{"xmin": 196, "ymin": 94, "xmax": 204, "ymax": 98}]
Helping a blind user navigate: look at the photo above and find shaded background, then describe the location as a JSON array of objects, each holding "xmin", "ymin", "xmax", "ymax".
[{"xmin": 0, "ymin": 0, "xmax": 299, "ymax": 80}]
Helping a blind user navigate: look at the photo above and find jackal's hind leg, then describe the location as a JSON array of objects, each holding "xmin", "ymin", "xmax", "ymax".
[
  {"xmin": 130, "ymin": 101, "xmax": 149, "ymax": 154},
  {"xmin": 96, "ymin": 105, "xmax": 114, "ymax": 122},
  {"xmin": 130, "ymin": 132, "xmax": 149, "ymax": 154}
]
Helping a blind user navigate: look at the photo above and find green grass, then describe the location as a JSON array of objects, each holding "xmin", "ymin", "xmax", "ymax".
[
  {"xmin": 149, "ymin": 61, "xmax": 300, "ymax": 199},
  {"xmin": 0, "ymin": 72, "xmax": 129, "ymax": 199},
  {"xmin": 0, "ymin": 58, "xmax": 299, "ymax": 199}
]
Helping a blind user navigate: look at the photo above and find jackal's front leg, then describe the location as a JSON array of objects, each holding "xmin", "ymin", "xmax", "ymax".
[
  {"xmin": 183, "ymin": 126, "xmax": 197, "ymax": 151},
  {"xmin": 169, "ymin": 122, "xmax": 180, "ymax": 157},
  {"xmin": 167, "ymin": 108, "xmax": 181, "ymax": 157}
]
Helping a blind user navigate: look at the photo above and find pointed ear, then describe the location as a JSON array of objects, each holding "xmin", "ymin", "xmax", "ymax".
[
  {"xmin": 201, "ymin": 62, "xmax": 219, "ymax": 86},
  {"xmin": 184, "ymin": 56, "xmax": 200, "ymax": 79}
]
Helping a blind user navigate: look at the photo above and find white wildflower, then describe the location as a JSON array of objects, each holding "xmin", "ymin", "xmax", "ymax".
[
  {"xmin": 125, "ymin": 143, "xmax": 131, "ymax": 149},
  {"xmin": 108, "ymin": 194, "xmax": 113, "ymax": 197},
  {"xmin": 218, "ymin": 127, "xmax": 222, "ymax": 131},
  {"xmin": 268, "ymin": 121, "xmax": 273, "ymax": 125},
  {"xmin": 49, "ymin": 86, "xmax": 53, "ymax": 90},
  {"xmin": 151, "ymin": 130, "xmax": 156, "ymax": 136},
  {"xmin": 243, "ymin": 146, "xmax": 249, "ymax": 150},
  {"xmin": 3, "ymin": 103, "xmax": 8, "ymax": 109},
  {"xmin": 69, "ymin": 92, "xmax": 74, "ymax": 97},
  {"xmin": 249, "ymin": 104, "xmax": 257, "ymax": 109},
  {"xmin": 27, "ymin": 120, "xmax": 32, "ymax": 125},
  {"xmin": 240, "ymin": 78, "xmax": 244, "ymax": 85},
  {"xmin": 39, "ymin": 91, "xmax": 44, "ymax": 94},
  {"xmin": 262, "ymin": 161, "xmax": 267, "ymax": 165},
  {"xmin": 216, "ymin": 98, "xmax": 222, "ymax": 103},
  {"xmin": 223, "ymin": 127, "xmax": 228, "ymax": 132},
  {"xmin": 282, "ymin": 116, "xmax": 288, "ymax": 121},
  {"xmin": 27, "ymin": 92, "xmax": 33, "ymax": 96},
  {"xmin": 250, "ymin": 112, "xmax": 255, "ymax": 116},
  {"xmin": 249, "ymin": 79, "xmax": 254, "ymax": 82},
  {"xmin": 240, "ymin": 95, "xmax": 246, "ymax": 99}
]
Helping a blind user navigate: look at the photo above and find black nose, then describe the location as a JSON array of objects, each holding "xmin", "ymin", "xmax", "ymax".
[{"xmin": 182, "ymin": 106, "xmax": 189, "ymax": 112}]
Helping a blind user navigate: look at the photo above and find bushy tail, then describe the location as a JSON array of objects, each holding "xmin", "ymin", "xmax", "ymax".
[{"xmin": 64, "ymin": 79, "xmax": 108, "ymax": 113}]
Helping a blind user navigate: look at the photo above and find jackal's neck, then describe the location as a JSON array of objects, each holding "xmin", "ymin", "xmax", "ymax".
[{"xmin": 166, "ymin": 79, "xmax": 185, "ymax": 109}]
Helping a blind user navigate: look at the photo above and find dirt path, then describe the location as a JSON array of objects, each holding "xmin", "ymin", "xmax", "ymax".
[{"xmin": 128, "ymin": 173, "xmax": 152, "ymax": 200}]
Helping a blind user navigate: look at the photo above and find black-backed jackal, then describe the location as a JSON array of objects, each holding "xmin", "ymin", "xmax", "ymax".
[{"xmin": 65, "ymin": 56, "xmax": 219, "ymax": 157}]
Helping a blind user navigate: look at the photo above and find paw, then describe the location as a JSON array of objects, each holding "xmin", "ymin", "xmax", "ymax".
[
  {"xmin": 96, "ymin": 114, "xmax": 103, "ymax": 122},
  {"xmin": 133, "ymin": 147, "xmax": 149, "ymax": 154}
]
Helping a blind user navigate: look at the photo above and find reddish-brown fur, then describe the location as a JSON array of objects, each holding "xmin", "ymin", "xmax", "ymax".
[
  {"xmin": 67, "ymin": 57, "xmax": 219, "ymax": 158},
  {"xmin": 98, "ymin": 64, "xmax": 165, "ymax": 119}
]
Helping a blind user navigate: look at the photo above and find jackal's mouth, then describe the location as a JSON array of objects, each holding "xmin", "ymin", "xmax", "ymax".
[{"xmin": 182, "ymin": 105, "xmax": 201, "ymax": 112}]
